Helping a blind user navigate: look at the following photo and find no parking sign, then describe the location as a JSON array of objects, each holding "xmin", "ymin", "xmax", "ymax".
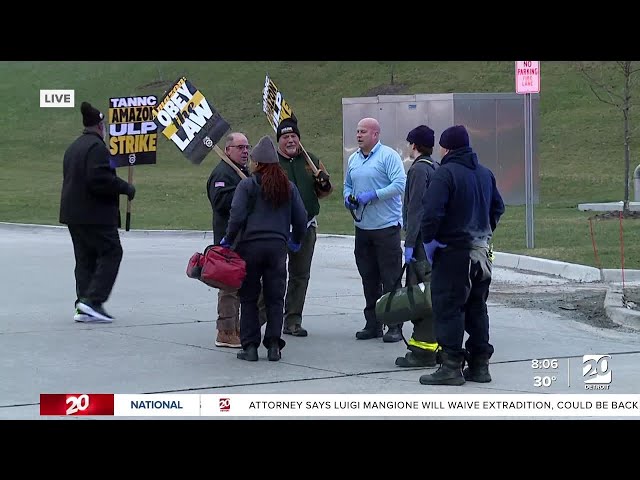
[{"xmin": 516, "ymin": 61, "xmax": 540, "ymax": 94}]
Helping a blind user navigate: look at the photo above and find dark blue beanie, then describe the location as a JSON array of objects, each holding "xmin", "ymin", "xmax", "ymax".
[
  {"xmin": 439, "ymin": 125, "xmax": 469, "ymax": 150},
  {"xmin": 406, "ymin": 125, "xmax": 434, "ymax": 148}
]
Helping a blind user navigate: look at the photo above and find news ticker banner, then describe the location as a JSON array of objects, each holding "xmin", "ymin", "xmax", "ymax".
[
  {"xmin": 40, "ymin": 393, "xmax": 640, "ymax": 417},
  {"xmin": 108, "ymin": 95, "xmax": 158, "ymax": 168},
  {"xmin": 152, "ymin": 76, "xmax": 230, "ymax": 165},
  {"xmin": 262, "ymin": 74, "xmax": 297, "ymax": 132}
]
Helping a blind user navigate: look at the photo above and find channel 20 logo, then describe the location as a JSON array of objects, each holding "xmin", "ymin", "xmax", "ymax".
[
  {"xmin": 583, "ymin": 354, "xmax": 612, "ymax": 390},
  {"xmin": 219, "ymin": 397, "xmax": 231, "ymax": 412},
  {"xmin": 40, "ymin": 393, "xmax": 115, "ymax": 416}
]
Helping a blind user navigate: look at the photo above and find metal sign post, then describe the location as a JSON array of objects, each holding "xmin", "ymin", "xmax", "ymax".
[{"xmin": 516, "ymin": 61, "xmax": 540, "ymax": 248}]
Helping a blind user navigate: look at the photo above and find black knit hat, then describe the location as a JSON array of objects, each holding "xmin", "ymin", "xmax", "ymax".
[
  {"xmin": 276, "ymin": 118, "xmax": 300, "ymax": 141},
  {"xmin": 251, "ymin": 136, "xmax": 279, "ymax": 164},
  {"xmin": 439, "ymin": 125, "xmax": 470, "ymax": 150},
  {"xmin": 407, "ymin": 125, "xmax": 435, "ymax": 148},
  {"xmin": 81, "ymin": 101, "xmax": 104, "ymax": 127}
]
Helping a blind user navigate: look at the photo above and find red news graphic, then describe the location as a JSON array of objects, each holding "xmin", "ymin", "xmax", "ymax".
[
  {"xmin": 40, "ymin": 394, "xmax": 115, "ymax": 416},
  {"xmin": 219, "ymin": 398, "xmax": 231, "ymax": 412}
]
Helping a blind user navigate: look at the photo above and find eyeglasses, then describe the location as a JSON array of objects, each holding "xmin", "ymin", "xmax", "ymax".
[{"xmin": 228, "ymin": 145, "xmax": 251, "ymax": 150}]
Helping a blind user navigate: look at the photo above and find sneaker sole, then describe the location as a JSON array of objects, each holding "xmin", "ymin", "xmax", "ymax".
[
  {"xmin": 74, "ymin": 313, "xmax": 90, "ymax": 322},
  {"xmin": 77, "ymin": 302, "xmax": 114, "ymax": 322},
  {"xmin": 74, "ymin": 314, "xmax": 112, "ymax": 323},
  {"xmin": 283, "ymin": 330, "xmax": 308, "ymax": 337},
  {"xmin": 215, "ymin": 341, "xmax": 242, "ymax": 348}
]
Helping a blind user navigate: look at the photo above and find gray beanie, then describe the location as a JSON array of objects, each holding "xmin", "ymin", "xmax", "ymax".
[{"xmin": 251, "ymin": 135, "xmax": 279, "ymax": 164}]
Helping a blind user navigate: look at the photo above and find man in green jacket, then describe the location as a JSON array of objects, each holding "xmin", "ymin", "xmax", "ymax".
[{"xmin": 274, "ymin": 118, "xmax": 333, "ymax": 336}]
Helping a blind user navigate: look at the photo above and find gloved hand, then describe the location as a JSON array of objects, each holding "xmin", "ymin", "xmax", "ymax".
[
  {"xmin": 314, "ymin": 170, "xmax": 332, "ymax": 192},
  {"xmin": 423, "ymin": 239, "xmax": 447, "ymax": 265},
  {"xmin": 287, "ymin": 232, "xmax": 302, "ymax": 253},
  {"xmin": 404, "ymin": 246, "xmax": 415, "ymax": 264},
  {"xmin": 287, "ymin": 240, "xmax": 301, "ymax": 253},
  {"xmin": 356, "ymin": 190, "xmax": 377, "ymax": 205},
  {"xmin": 344, "ymin": 195, "xmax": 358, "ymax": 210},
  {"xmin": 219, "ymin": 237, "xmax": 231, "ymax": 248},
  {"xmin": 127, "ymin": 184, "xmax": 136, "ymax": 201}
]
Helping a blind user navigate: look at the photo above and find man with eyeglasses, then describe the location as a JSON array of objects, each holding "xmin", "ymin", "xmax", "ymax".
[{"xmin": 206, "ymin": 132, "xmax": 252, "ymax": 348}]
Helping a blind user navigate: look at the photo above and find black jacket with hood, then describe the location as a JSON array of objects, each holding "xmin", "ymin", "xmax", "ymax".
[{"xmin": 420, "ymin": 146, "xmax": 505, "ymax": 248}]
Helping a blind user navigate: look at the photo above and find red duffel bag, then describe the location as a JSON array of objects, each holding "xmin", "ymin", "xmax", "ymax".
[{"xmin": 186, "ymin": 245, "xmax": 246, "ymax": 290}]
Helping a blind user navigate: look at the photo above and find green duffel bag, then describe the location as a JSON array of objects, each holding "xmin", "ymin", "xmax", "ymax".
[{"xmin": 375, "ymin": 262, "xmax": 432, "ymax": 327}]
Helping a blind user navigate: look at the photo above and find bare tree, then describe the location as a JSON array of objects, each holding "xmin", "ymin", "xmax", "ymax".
[{"xmin": 578, "ymin": 61, "xmax": 640, "ymax": 214}]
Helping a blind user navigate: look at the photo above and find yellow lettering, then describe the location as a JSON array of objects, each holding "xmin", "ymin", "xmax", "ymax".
[{"xmin": 109, "ymin": 136, "xmax": 119, "ymax": 155}]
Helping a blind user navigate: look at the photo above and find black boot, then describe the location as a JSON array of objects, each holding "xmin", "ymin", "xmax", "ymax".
[
  {"xmin": 383, "ymin": 325, "xmax": 403, "ymax": 343},
  {"xmin": 419, "ymin": 351, "xmax": 465, "ymax": 386},
  {"xmin": 356, "ymin": 321, "xmax": 383, "ymax": 340},
  {"xmin": 265, "ymin": 337, "xmax": 285, "ymax": 361},
  {"xmin": 395, "ymin": 350, "xmax": 437, "ymax": 367},
  {"xmin": 463, "ymin": 353, "xmax": 492, "ymax": 383},
  {"xmin": 237, "ymin": 344, "xmax": 258, "ymax": 362}
]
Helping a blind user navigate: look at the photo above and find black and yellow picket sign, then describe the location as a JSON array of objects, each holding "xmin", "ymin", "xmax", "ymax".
[
  {"xmin": 107, "ymin": 95, "xmax": 158, "ymax": 231},
  {"xmin": 108, "ymin": 95, "xmax": 158, "ymax": 167},
  {"xmin": 152, "ymin": 76, "xmax": 229, "ymax": 165},
  {"xmin": 262, "ymin": 74, "xmax": 297, "ymax": 130},
  {"xmin": 261, "ymin": 74, "xmax": 320, "ymax": 175}
]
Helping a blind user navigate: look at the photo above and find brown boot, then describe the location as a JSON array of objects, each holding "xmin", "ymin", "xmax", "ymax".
[{"xmin": 215, "ymin": 329, "xmax": 241, "ymax": 348}]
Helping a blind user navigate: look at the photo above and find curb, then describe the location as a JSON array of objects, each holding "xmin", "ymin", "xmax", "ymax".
[
  {"xmin": 493, "ymin": 252, "xmax": 602, "ymax": 283},
  {"xmin": 604, "ymin": 287, "xmax": 640, "ymax": 331},
  {"xmin": 2, "ymin": 221, "xmax": 637, "ymax": 281}
]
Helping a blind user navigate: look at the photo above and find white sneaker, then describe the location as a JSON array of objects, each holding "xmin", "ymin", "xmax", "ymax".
[
  {"xmin": 74, "ymin": 308, "xmax": 112, "ymax": 323},
  {"xmin": 73, "ymin": 308, "xmax": 91, "ymax": 322},
  {"xmin": 77, "ymin": 301, "xmax": 114, "ymax": 322}
]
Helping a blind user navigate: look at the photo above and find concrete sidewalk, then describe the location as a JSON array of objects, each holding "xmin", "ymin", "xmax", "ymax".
[{"xmin": 1, "ymin": 223, "xmax": 639, "ymax": 419}]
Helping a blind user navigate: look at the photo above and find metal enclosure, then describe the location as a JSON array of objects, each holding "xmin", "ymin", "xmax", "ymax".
[{"xmin": 341, "ymin": 93, "xmax": 539, "ymax": 205}]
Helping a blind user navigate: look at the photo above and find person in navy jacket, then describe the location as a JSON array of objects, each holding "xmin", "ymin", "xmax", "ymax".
[{"xmin": 418, "ymin": 125, "xmax": 505, "ymax": 386}]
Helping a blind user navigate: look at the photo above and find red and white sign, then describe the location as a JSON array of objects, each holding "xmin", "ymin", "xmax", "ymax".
[
  {"xmin": 40, "ymin": 393, "xmax": 115, "ymax": 416},
  {"xmin": 515, "ymin": 61, "xmax": 540, "ymax": 94}
]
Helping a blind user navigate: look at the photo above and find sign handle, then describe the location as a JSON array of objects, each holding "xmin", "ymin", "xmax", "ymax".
[
  {"xmin": 212, "ymin": 145, "xmax": 248, "ymax": 179},
  {"xmin": 126, "ymin": 165, "xmax": 134, "ymax": 231},
  {"xmin": 299, "ymin": 143, "xmax": 320, "ymax": 175}
]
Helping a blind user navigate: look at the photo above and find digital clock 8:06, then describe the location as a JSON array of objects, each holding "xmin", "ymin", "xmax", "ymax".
[{"xmin": 531, "ymin": 359, "xmax": 558, "ymax": 369}]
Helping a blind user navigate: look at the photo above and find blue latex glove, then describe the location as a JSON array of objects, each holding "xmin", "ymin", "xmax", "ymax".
[
  {"xmin": 356, "ymin": 190, "xmax": 377, "ymax": 205},
  {"xmin": 219, "ymin": 237, "xmax": 231, "ymax": 248},
  {"xmin": 404, "ymin": 246, "xmax": 415, "ymax": 264},
  {"xmin": 287, "ymin": 240, "xmax": 301, "ymax": 253},
  {"xmin": 423, "ymin": 239, "xmax": 447, "ymax": 265},
  {"xmin": 344, "ymin": 195, "xmax": 358, "ymax": 210}
]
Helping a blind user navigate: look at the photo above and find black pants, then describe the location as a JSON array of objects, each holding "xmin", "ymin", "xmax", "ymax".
[
  {"xmin": 354, "ymin": 225, "xmax": 402, "ymax": 329},
  {"xmin": 430, "ymin": 247, "xmax": 494, "ymax": 357},
  {"xmin": 67, "ymin": 224, "xmax": 123, "ymax": 305},
  {"xmin": 236, "ymin": 239, "xmax": 287, "ymax": 350}
]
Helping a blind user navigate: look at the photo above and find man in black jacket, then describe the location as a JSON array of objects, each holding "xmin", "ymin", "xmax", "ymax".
[
  {"xmin": 418, "ymin": 125, "xmax": 505, "ymax": 386},
  {"xmin": 206, "ymin": 132, "xmax": 251, "ymax": 348},
  {"xmin": 59, "ymin": 101, "xmax": 135, "ymax": 323}
]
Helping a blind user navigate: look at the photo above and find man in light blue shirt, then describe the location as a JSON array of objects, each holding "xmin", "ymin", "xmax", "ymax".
[{"xmin": 344, "ymin": 117, "xmax": 406, "ymax": 342}]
